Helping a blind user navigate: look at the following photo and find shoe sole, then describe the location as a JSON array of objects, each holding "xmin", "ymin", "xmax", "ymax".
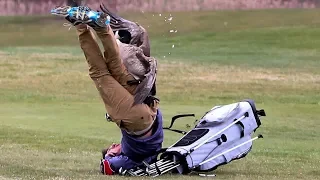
[
  {"xmin": 51, "ymin": 6, "xmax": 71, "ymax": 17},
  {"xmin": 94, "ymin": 14, "xmax": 110, "ymax": 28}
]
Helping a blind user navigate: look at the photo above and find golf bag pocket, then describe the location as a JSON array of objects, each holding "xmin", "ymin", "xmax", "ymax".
[
  {"xmin": 200, "ymin": 102, "xmax": 240, "ymax": 125},
  {"xmin": 197, "ymin": 135, "xmax": 252, "ymax": 171}
]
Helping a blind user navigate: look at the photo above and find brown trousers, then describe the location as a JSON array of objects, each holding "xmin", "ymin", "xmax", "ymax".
[{"xmin": 76, "ymin": 24, "xmax": 157, "ymax": 134}]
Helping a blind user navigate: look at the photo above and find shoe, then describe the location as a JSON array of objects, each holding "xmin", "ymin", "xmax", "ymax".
[
  {"xmin": 51, "ymin": 6, "xmax": 72, "ymax": 17},
  {"xmin": 51, "ymin": 6, "xmax": 110, "ymax": 28}
]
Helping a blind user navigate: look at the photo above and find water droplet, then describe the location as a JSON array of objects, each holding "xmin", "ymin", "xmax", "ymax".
[
  {"xmin": 159, "ymin": 14, "xmax": 162, "ymax": 17},
  {"xmin": 168, "ymin": 17, "xmax": 173, "ymax": 21},
  {"xmin": 175, "ymin": 30, "xmax": 178, "ymax": 33},
  {"xmin": 163, "ymin": 56, "xmax": 166, "ymax": 58},
  {"xmin": 169, "ymin": 30, "xmax": 174, "ymax": 33},
  {"xmin": 172, "ymin": 45, "xmax": 175, "ymax": 48}
]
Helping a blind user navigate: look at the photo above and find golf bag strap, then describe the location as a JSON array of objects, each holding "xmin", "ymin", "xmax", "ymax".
[
  {"xmin": 127, "ymin": 80, "xmax": 141, "ymax": 85},
  {"xmin": 257, "ymin": 109, "xmax": 266, "ymax": 116},
  {"xmin": 235, "ymin": 121, "xmax": 245, "ymax": 138}
]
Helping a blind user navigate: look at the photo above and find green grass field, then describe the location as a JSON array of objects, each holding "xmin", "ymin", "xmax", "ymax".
[{"xmin": 0, "ymin": 9, "xmax": 320, "ymax": 180}]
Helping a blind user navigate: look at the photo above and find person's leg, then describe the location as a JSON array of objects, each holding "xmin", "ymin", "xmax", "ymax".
[
  {"xmin": 94, "ymin": 75, "xmax": 155, "ymax": 133},
  {"xmin": 94, "ymin": 26, "xmax": 137, "ymax": 95},
  {"xmin": 77, "ymin": 24, "xmax": 109, "ymax": 78},
  {"xmin": 77, "ymin": 24, "xmax": 155, "ymax": 133}
]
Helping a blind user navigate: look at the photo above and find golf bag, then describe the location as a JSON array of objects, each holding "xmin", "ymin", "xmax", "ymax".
[{"xmin": 125, "ymin": 99, "xmax": 266, "ymax": 177}]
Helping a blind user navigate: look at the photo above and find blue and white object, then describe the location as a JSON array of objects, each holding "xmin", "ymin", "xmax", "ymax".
[
  {"xmin": 86, "ymin": 10, "xmax": 110, "ymax": 25},
  {"xmin": 51, "ymin": 6, "xmax": 110, "ymax": 26}
]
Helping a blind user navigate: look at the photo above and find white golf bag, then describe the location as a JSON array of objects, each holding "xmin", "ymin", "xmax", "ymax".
[{"xmin": 125, "ymin": 99, "xmax": 266, "ymax": 177}]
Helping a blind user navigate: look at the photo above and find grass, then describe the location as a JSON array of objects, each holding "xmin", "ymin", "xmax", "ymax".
[{"xmin": 0, "ymin": 8, "xmax": 320, "ymax": 180}]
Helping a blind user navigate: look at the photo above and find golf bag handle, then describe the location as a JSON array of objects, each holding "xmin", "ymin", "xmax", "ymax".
[
  {"xmin": 166, "ymin": 114, "xmax": 195, "ymax": 129},
  {"xmin": 163, "ymin": 114, "xmax": 195, "ymax": 135},
  {"xmin": 163, "ymin": 128, "xmax": 188, "ymax": 135}
]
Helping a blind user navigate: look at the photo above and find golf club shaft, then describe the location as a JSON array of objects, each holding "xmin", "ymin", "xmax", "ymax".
[
  {"xmin": 152, "ymin": 164, "xmax": 181, "ymax": 177},
  {"xmin": 147, "ymin": 161, "xmax": 176, "ymax": 174},
  {"xmin": 133, "ymin": 159, "xmax": 171, "ymax": 174}
]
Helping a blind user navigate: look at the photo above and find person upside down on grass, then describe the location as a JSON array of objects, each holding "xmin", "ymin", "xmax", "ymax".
[{"xmin": 51, "ymin": 5, "xmax": 163, "ymax": 175}]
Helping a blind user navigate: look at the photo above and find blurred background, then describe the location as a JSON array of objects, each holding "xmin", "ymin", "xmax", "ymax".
[{"xmin": 0, "ymin": 0, "xmax": 319, "ymax": 180}]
